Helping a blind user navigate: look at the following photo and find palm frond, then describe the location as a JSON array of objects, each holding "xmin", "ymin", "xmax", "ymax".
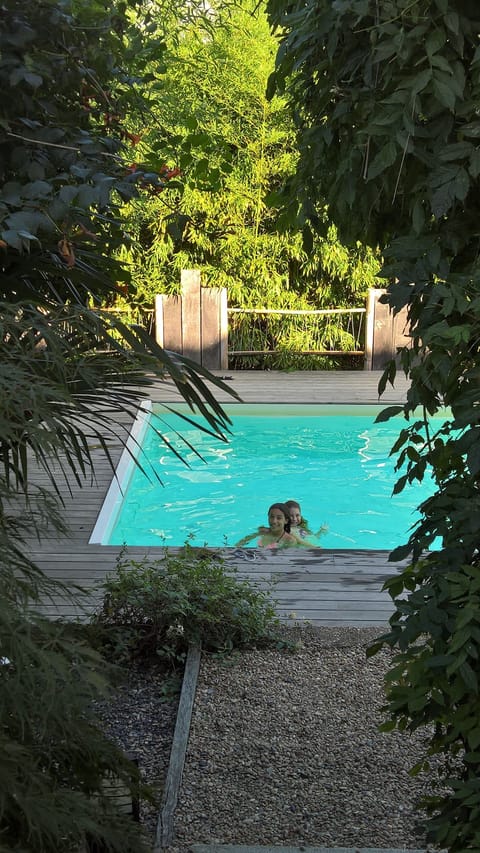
[{"xmin": 0, "ymin": 301, "xmax": 238, "ymax": 499}]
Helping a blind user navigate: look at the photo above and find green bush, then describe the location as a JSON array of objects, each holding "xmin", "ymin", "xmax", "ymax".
[{"xmin": 91, "ymin": 545, "xmax": 283, "ymax": 665}]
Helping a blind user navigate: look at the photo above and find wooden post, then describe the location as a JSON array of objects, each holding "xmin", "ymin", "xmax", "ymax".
[
  {"xmin": 364, "ymin": 288, "xmax": 377, "ymax": 371},
  {"xmin": 219, "ymin": 287, "xmax": 228, "ymax": 370},
  {"xmin": 199, "ymin": 286, "xmax": 228, "ymax": 369},
  {"xmin": 393, "ymin": 303, "xmax": 411, "ymax": 354},
  {"xmin": 181, "ymin": 269, "xmax": 201, "ymax": 362},
  {"xmin": 201, "ymin": 286, "xmax": 221, "ymax": 369},
  {"xmin": 373, "ymin": 291, "xmax": 394, "ymax": 370},
  {"xmin": 365, "ymin": 288, "xmax": 411, "ymax": 370},
  {"xmin": 154, "ymin": 294, "xmax": 164, "ymax": 348},
  {"xmin": 154, "ymin": 272, "xmax": 228, "ymax": 368},
  {"xmin": 162, "ymin": 294, "xmax": 183, "ymax": 353}
]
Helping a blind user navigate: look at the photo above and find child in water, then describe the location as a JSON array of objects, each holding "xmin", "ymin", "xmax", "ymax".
[
  {"xmin": 285, "ymin": 499, "xmax": 327, "ymax": 544},
  {"xmin": 236, "ymin": 502, "xmax": 301, "ymax": 549}
]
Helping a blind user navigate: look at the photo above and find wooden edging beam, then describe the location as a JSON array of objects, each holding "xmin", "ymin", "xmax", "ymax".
[{"xmin": 153, "ymin": 643, "xmax": 202, "ymax": 852}]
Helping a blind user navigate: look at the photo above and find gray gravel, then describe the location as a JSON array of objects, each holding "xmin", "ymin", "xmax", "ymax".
[
  {"xmin": 171, "ymin": 626, "xmax": 438, "ymax": 851},
  {"xmin": 95, "ymin": 664, "xmax": 180, "ymax": 840}
]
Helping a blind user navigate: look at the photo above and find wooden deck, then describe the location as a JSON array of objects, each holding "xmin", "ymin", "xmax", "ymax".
[{"xmin": 26, "ymin": 370, "xmax": 411, "ymax": 627}]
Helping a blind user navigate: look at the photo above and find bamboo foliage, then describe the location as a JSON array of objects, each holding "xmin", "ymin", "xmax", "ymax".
[
  {"xmin": 117, "ymin": 0, "xmax": 381, "ymax": 328},
  {"xmin": 228, "ymin": 308, "xmax": 365, "ymax": 368}
]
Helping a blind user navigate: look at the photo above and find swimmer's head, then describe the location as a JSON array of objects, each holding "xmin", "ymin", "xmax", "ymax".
[
  {"xmin": 267, "ymin": 503, "xmax": 291, "ymax": 534},
  {"xmin": 285, "ymin": 500, "xmax": 302, "ymax": 526}
]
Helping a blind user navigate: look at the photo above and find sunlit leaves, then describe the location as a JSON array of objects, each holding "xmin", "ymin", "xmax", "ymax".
[
  {"xmin": 266, "ymin": 0, "xmax": 480, "ymax": 243},
  {"xmin": 265, "ymin": 0, "xmax": 480, "ymax": 848},
  {"xmin": 117, "ymin": 0, "xmax": 381, "ymax": 321}
]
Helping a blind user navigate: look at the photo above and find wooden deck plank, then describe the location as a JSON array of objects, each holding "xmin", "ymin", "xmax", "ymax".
[{"xmin": 24, "ymin": 371, "xmax": 411, "ymax": 626}]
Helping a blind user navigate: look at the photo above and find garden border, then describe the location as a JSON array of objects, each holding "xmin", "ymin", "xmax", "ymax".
[{"xmin": 154, "ymin": 643, "xmax": 202, "ymax": 852}]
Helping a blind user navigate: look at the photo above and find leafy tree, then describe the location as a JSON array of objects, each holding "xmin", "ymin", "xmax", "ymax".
[
  {"xmin": 0, "ymin": 0, "xmax": 235, "ymax": 848},
  {"xmin": 118, "ymin": 0, "xmax": 380, "ymax": 316},
  {"xmin": 266, "ymin": 0, "xmax": 480, "ymax": 848},
  {"xmin": 0, "ymin": 0, "xmax": 235, "ymax": 480}
]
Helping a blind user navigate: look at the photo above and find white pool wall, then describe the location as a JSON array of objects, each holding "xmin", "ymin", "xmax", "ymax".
[{"xmin": 89, "ymin": 401, "xmax": 152, "ymax": 544}]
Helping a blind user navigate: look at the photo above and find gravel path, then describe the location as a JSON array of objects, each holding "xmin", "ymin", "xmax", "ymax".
[
  {"xmin": 95, "ymin": 664, "xmax": 180, "ymax": 842},
  {"xmin": 171, "ymin": 626, "xmax": 436, "ymax": 851}
]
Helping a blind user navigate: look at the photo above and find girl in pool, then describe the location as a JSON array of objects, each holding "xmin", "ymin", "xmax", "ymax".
[
  {"xmin": 236, "ymin": 503, "xmax": 301, "ymax": 549},
  {"xmin": 285, "ymin": 499, "xmax": 328, "ymax": 543}
]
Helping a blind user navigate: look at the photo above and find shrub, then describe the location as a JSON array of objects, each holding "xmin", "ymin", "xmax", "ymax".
[{"xmin": 91, "ymin": 544, "xmax": 283, "ymax": 665}]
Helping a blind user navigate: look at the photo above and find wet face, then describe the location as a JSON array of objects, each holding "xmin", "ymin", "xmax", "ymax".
[
  {"xmin": 288, "ymin": 506, "xmax": 302, "ymax": 526},
  {"xmin": 268, "ymin": 508, "xmax": 287, "ymax": 534}
]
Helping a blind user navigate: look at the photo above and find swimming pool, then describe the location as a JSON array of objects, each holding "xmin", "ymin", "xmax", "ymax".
[{"xmin": 90, "ymin": 403, "xmax": 442, "ymax": 550}]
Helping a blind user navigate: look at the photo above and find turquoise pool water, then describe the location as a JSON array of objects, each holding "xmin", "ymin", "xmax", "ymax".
[{"xmin": 97, "ymin": 403, "xmax": 441, "ymax": 550}]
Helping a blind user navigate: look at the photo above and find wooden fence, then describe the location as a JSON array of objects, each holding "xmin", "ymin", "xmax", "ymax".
[
  {"xmin": 153, "ymin": 272, "xmax": 410, "ymax": 370},
  {"xmin": 228, "ymin": 306, "xmax": 366, "ymax": 364},
  {"xmin": 364, "ymin": 288, "xmax": 410, "ymax": 370},
  {"xmin": 154, "ymin": 270, "xmax": 228, "ymax": 369}
]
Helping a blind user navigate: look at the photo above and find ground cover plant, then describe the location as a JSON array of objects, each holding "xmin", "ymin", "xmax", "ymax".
[
  {"xmin": 264, "ymin": 0, "xmax": 480, "ymax": 848},
  {"xmin": 91, "ymin": 544, "xmax": 286, "ymax": 667}
]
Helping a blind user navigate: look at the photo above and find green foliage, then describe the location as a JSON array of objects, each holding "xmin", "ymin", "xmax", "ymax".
[
  {"xmin": 0, "ymin": 299, "xmax": 238, "ymax": 500},
  {"xmin": 228, "ymin": 307, "xmax": 365, "ymax": 369},
  {"xmin": 266, "ymin": 0, "xmax": 480, "ymax": 848},
  {"xmin": 116, "ymin": 0, "xmax": 381, "ymax": 328},
  {"xmin": 0, "ymin": 547, "xmax": 151, "ymax": 852},
  {"xmin": 0, "ymin": 0, "xmax": 238, "ymax": 492},
  {"xmin": 0, "ymin": 1, "xmax": 236, "ymax": 848},
  {"xmin": 91, "ymin": 544, "xmax": 283, "ymax": 665},
  {"xmin": 1, "ymin": 0, "xmax": 143, "ymax": 275}
]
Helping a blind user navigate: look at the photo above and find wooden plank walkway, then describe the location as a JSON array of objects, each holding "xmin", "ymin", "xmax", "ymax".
[{"xmin": 25, "ymin": 370, "xmax": 411, "ymax": 627}]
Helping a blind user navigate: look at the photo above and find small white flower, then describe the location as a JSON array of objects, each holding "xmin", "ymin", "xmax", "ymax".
[{"xmin": 166, "ymin": 622, "xmax": 184, "ymax": 638}]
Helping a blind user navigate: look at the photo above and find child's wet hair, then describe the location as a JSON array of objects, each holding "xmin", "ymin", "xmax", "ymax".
[
  {"xmin": 268, "ymin": 502, "xmax": 291, "ymax": 533},
  {"xmin": 285, "ymin": 499, "xmax": 308, "ymax": 530}
]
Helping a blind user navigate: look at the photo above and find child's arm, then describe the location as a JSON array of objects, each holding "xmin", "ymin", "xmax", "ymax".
[
  {"xmin": 235, "ymin": 529, "xmax": 261, "ymax": 547},
  {"xmin": 288, "ymin": 530, "xmax": 313, "ymax": 547},
  {"xmin": 299, "ymin": 520, "xmax": 313, "ymax": 537},
  {"xmin": 293, "ymin": 534, "xmax": 320, "ymax": 548},
  {"xmin": 302, "ymin": 522, "xmax": 328, "ymax": 538}
]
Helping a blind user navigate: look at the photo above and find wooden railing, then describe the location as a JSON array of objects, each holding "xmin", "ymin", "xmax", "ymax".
[
  {"xmin": 228, "ymin": 307, "xmax": 367, "ymax": 360},
  {"xmin": 101, "ymin": 274, "xmax": 410, "ymax": 371},
  {"xmin": 93, "ymin": 306, "xmax": 155, "ymax": 333}
]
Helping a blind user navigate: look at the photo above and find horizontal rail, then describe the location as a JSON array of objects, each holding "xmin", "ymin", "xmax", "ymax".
[
  {"xmin": 230, "ymin": 350, "xmax": 365, "ymax": 356},
  {"xmin": 228, "ymin": 306, "xmax": 366, "ymax": 360},
  {"xmin": 228, "ymin": 308, "xmax": 366, "ymax": 316}
]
